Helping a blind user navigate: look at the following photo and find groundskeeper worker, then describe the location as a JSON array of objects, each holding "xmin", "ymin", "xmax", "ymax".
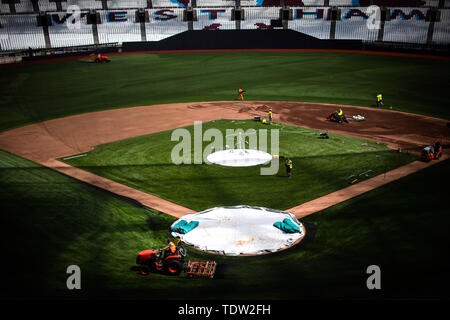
[
  {"xmin": 268, "ymin": 108, "xmax": 273, "ymax": 124},
  {"xmin": 285, "ymin": 158, "xmax": 293, "ymax": 178},
  {"xmin": 237, "ymin": 88, "xmax": 245, "ymax": 101},
  {"xmin": 162, "ymin": 239, "xmax": 177, "ymax": 254},
  {"xmin": 157, "ymin": 239, "xmax": 177, "ymax": 264},
  {"xmin": 376, "ymin": 93, "xmax": 383, "ymax": 107}
]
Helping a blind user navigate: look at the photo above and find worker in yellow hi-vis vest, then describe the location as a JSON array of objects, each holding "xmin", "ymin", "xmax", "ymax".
[
  {"xmin": 268, "ymin": 108, "xmax": 273, "ymax": 124},
  {"xmin": 237, "ymin": 88, "xmax": 246, "ymax": 101},
  {"xmin": 285, "ymin": 157, "xmax": 292, "ymax": 178},
  {"xmin": 376, "ymin": 93, "xmax": 383, "ymax": 107}
]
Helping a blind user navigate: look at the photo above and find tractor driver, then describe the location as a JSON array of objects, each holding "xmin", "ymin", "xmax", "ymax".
[
  {"xmin": 336, "ymin": 108, "xmax": 346, "ymax": 122},
  {"xmin": 162, "ymin": 239, "xmax": 177, "ymax": 255},
  {"xmin": 157, "ymin": 239, "xmax": 177, "ymax": 264}
]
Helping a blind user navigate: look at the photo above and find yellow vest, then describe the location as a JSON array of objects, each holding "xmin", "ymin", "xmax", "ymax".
[
  {"xmin": 338, "ymin": 109, "xmax": 343, "ymax": 116},
  {"xmin": 377, "ymin": 94, "xmax": 382, "ymax": 101},
  {"xmin": 268, "ymin": 111, "xmax": 272, "ymax": 119},
  {"xmin": 288, "ymin": 160, "xmax": 292, "ymax": 169},
  {"xmin": 168, "ymin": 241, "xmax": 176, "ymax": 253}
]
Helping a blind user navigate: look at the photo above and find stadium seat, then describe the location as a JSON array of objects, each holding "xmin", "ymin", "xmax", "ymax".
[
  {"xmin": 0, "ymin": 2, "xmax": 11, "ymax": 14},
  {"xmin": 14, "ymin": 0, "xmax": 35, "ymax": 13},
  {"xmin": 0, "ymin": 14, "xmax": 47, "ymax": 51},
  {"xmin": 240, "ymin": 7, "xmax": 281, "ymax": 30},
  {"xmin": 432, "ymin": 9, "xmax": 450, "ymax": 44},
  {"xmin": 334, "ymin": 7, "xmax": 379, "ymax": 41},
  {"xmin": 146, "ymin": 8, "xmax": 188, "ymax": 41},
  {"xmin": 38, "ymin": 0, "xmax": 58, "ymax": 12},
  {"xmin": 152, "ymin": 0, "xmax": 191, "ymax": 8},
  {"xmin": 97, "ymin": 10, "xmax": 142, "ymax": 44},
  {"xmin": 62, "ymin": 0, "xmax": 103, "ymax": 10},
  {"xmin": 383, "ymin": 7, "xmax": 429, "ymax": 44},
  {"xmin": 193, "ymin": 7, "xmax": 235, "ymax": 30},
  {"xmin": 288, "ymin": 7, "xmax": 331, "ymax": 39},
  {"xmin": 196, "ymin": 0, "xmax": 236, "ymax": 7},
  {"xmin": 47, "ymin": 11, "xmax": 95, "ymax": 47},
  {"xmin": 107, "ymin": 0, "xmax": 148, "ymax": 9}
]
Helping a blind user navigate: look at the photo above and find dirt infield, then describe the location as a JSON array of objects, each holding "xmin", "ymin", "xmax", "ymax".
[{"xmin": 0, "ymin": 101, "xmax": 448, "ymax": 218}]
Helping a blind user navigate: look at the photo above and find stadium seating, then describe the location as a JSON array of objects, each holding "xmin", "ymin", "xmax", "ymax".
[
  {"xmin": 331, "ymin": 0, "xmax": 436, "ymax": 6},
  {"xmin": 107, "ymin": 0, "xmax": 148, "ymax": 9},
  {"xmin": 432, "ymin": 9, "xmax": 450, "ymax": 44},
  {"xmin": 0, "ymin": 1, "xmax": 449, "ymax": 50},
  {"xmin": 0, "ymin": 14, "xmax": 46, "ymax": 50},
  {"xmin": 335, "ymin": 7, "xmax": 379, "ymax": 41},
  {"xmin": 146, "ymin": 8, "xmax": 188, "ymax": 41},
  {"xmin": 0, "ymin": 2, "xmax": 10, "ymax": 14},
  {"xmin": 196, "ymin": 0, "xmax": 236, "ymax": 7},
  {"xmin": 38, "ymin": 0, "xmax": 58, "ymax": 12},
  {"xmin": 14, "ymin": 0, "xmax": 35, "ymax": 13},
  {"xmin": 240, "ymin": 6, "xmax": 280, "ymax": 29},
  {"xmin": 97, "ymin": 10, "xmax": 141, "ymax": 44},
  {"xmin": 383, "ymin": 7, "xmax": 429, "ymax": 44},
  {"xmin": 62, "ymin": 0, "xmax": 103, "ymax": 10},
  {"xmin": 302, "ymin": 0, "xmax": 325, "ymax": 5},
  {"xmin": 152, "ymin": 0, "xmax": 190, "ymax": 8},
  {"xmin": 193, "ymin": 7, "xmax": 235, "ymax": 30},
  {"xmin": 47, "ymin": 11, "xmax": 95, "ymax": 47},
  {"xmin": 288, "ymin": 7, "xmax": 331, "ymax": 39}
]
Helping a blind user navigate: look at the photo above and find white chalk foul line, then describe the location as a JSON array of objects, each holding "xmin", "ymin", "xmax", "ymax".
[{"xmin": 63, "ymin": 153, "xmax": 87, "ymax": 160}]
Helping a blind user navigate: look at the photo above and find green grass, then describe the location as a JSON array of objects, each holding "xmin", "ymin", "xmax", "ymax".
[
  {"xmin": 1, "ymin": 52, "xmax": 449, "ymax": 132},
  {"xmin": 1, "ymin": 150, "xmax": 449, "ymax": 299},
  {"xmin": 1, "ymin": 51, "xmax": 449, "ymax": 300},
  {"xmin": 61, "ymin": 120, "xmax": 416, "ymax": 212}
]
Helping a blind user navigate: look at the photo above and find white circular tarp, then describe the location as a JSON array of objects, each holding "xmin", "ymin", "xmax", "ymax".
[
  {"xmin": 171, "ymin": 206, "xmax": 305, "ymax": 256},
  {"xmin": 206, "ymin": 149, "xmax": 273, "ymax": 167}
]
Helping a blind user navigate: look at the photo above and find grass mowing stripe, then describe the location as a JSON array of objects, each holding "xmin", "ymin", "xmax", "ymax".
[
  {"xmin": 1, "ymin": 52, "xmax": 449, "ymax": 132},
  {"xmin": 62, "ymin": 120, "xmax": 416, "ymax": 212},
  {"xmin": 1, "ymin": 152, "xmax": 449, "ymax": 299}
]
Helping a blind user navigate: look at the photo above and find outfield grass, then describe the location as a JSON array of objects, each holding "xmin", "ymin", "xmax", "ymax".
[
  {"xmin": 61, "ymin": 120, "xmax": 416, "ymax": 211},
  {"xmin": 1, "ymin": 52, "xmax": 449, "ymax": 132},
  {"xmin": 1, "ymin": 150, "xmax": 448, "ymax": 299},
  {"xmin": 1, "ymin": 50, "xmax": 449, "ymax": 300}
]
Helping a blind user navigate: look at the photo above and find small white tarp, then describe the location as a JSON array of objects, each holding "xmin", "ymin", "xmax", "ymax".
[
  {"xmin": 206, "ymin": 149, "xmax": 273, "ymax": 167},
  {"xmin": 171, "ymin": 206, "xmax": 305, "ymax": 256}
]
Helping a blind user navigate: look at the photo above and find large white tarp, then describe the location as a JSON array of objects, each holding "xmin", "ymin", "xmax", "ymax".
[{"xmin": 171, "ymin": 206, "xmax": 305, "ymax": 256}]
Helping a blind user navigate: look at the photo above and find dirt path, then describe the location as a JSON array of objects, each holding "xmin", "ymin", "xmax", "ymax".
[
  {"xmin": 288, "ymin": 154, "xmax": 448, "ymax": 218},
  {"xmin": 0, "ymin": 101, "xmax": 448, "ymax": 218}
]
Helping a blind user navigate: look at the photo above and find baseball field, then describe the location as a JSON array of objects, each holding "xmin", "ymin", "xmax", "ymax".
[{"xmin": 0, "ymin": 51, "xmax": 449, "ymax": 300}]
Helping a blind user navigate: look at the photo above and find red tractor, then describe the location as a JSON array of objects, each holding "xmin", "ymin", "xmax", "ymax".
[
  {"xmin": 421, "ymin": 136, "xmax": 443, "ymax": 162},
  {"xmin": 327, "ymin": 111, "xmax": 349, "ymax": 123},
  {"xmin": 136, "ymin": 241, "xmax": 186, "ymax": 276}
]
